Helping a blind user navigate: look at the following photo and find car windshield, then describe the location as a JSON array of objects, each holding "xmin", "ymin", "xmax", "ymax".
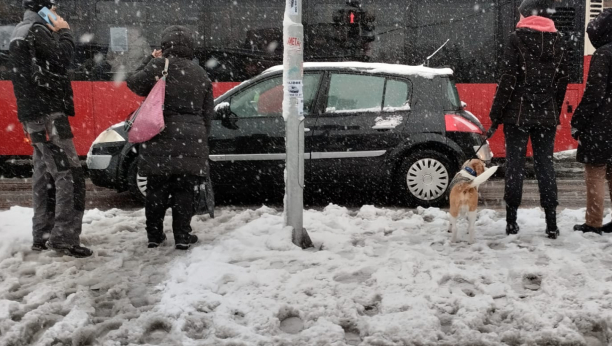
[{"xmin": 445, "ymin": 78, "xmax": 461, "ymax": 110}]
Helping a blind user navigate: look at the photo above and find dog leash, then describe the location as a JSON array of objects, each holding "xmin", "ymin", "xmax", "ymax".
[{"xmin": 472, "ymin": 139, "xmax": 488, "ymax": 159}]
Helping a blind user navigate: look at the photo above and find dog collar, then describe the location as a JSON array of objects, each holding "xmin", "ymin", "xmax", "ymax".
[{"xmin": 464, "ymin": 167, "xmax": 477, "ymax": 177}]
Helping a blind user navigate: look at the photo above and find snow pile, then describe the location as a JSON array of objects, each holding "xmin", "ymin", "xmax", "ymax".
[
  {"xmin": 1, "ymin": 205, "xmax": 612, "ymax": 345},
  {"xmin": 554, "ymin": 149, "xmax": 577, "ymax": 161}
]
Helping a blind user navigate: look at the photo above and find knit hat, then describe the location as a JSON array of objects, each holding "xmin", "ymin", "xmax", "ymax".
[{"xmin": 518, "ymin": 0, "xmax": 554, "ymax": 18}]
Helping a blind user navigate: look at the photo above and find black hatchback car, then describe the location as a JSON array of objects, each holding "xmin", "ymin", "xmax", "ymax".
[{"xmin": 87, "ymin": 62, "xmax": 492, "ymax": 206}]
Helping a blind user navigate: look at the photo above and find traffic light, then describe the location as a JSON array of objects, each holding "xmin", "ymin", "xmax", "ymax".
[{"xmin": 332, "ymin": 1, "xmax": 376, "ymax": 46}]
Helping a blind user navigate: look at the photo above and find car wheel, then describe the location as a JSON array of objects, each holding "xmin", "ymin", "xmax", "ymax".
[
  {"xmin": 396, "ymin": 150, "xmax": 456, "ymax": 207},
  {"xmin": 127, "ymin": 159, "xmax": 146, "ymax": 203}
]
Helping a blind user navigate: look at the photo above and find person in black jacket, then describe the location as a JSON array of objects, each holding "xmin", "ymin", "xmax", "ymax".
[
  {"xmin": 9, "ymin": 0, "xmax": 91, "ymax": 257},
  {"xmin": 571, "ymin": 9, "xmax": 612, "ymax": 235},
  {"xmin": 487, "ymin": 0, "xmax": 569, "ymax": 239},
  {"xmin": 126, "ymin": 26, "xmax": 214, "ymax": 250}
]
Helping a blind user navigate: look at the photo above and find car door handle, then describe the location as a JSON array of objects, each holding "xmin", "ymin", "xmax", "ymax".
[
  {"xmin": 304, "ymin": 128, "xmax": 311, "ymax": 132},
  {"xmin": 371, "ymin": 125, "xmax": 394, "ymax": 131}
]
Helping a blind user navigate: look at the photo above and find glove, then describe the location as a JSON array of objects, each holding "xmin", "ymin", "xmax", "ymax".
[{"xmin": 485, "ymin": 124, "xmax": 499, "ymax": 139}]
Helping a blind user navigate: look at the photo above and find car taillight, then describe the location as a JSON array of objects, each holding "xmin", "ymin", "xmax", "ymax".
[{"xmin": 445, "ymin": 114, "xmax": 482, "ymax": 134}]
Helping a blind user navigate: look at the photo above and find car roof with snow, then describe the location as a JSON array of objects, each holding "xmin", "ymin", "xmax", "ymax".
[{"xmin": 263, "ymin": 62, "xmax": 453, "ymax": 79}]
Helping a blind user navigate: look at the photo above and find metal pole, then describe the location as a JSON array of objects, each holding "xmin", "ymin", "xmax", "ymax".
[{"xmin": 283, "ymin": 0, "xmax": 313, "ymax": 249}]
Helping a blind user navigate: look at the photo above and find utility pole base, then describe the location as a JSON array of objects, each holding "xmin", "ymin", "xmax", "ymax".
[{"xmin": 292, "ymin": 228, "xmax": 314, "ymax": 249}]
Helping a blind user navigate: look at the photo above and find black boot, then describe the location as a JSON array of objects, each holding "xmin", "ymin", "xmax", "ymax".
[
  {"xmin": 47, "ymin": 242, "xmax": 93, "ymax": 258},
  {"xmin": 32, "ymin": 241, "xmax": 48, "ymax": 252},
  {"xmin": 148, "ymin": 233, "xmax": 167, "ymax": 248},
  {"xmin": 506, "ymin": 206, "xmax": 519, "ymax": 235},
  {"xmin": 175, "ymin": 234, "xmax": 198, "ymax": 250},
  {"xmin": 545, "ymin": 209, "xmax": 560, "ymax": 239},
  {"xmin": 602, "ymin": 222, "xmax": 612, "ymax": 234},
  {"xmin": 573, "ymin": 223, "xmax": 603, "ymax": 235}
]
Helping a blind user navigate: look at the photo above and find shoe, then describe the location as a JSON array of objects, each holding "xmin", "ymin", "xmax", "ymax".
[
  {"xmin": 506, "ymin": 222, "xmax": 520, "ymax": 235},
  {"xmin": 148, "ymin": 234, "xmax": 167, "ymax": 248},
  {"xmin": 546, "ymin": 226, "xmax": 560, "ymax": 239},
  {"xmin": 573, "ymin": 223, "xmax": 603, "ymax": 235},
  {"xmin": 175, "ymin": 234, "xmax": 198, "ymax": 250},
  {"xmin": 545, "ymin": 209, "xmax": 559, "ymax": 239},
  {"xmin": 47, "ymin": 242, "xmax": 93, "ymax": 258},
  {"xmin": 32, "ymin": 241, "xmax": 48, "ymax": 251},
  {"xmin": 602, "ymin": 222, "xmax": 612, "ymax": 234}
]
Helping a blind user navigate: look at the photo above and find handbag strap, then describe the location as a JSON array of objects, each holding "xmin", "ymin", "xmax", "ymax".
[{"xmin": 162, "ymin": 58, "xmax": 169, "ymax": 79}]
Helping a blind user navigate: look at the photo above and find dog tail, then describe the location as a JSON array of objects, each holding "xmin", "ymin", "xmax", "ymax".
[{"xmin": 470, "ymin": 166, "xmax": 498, "ymax": 188}]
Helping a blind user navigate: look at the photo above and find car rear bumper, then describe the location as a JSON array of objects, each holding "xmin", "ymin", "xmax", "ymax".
[{"xmin": 87, "ymin": 151, "xmax": 121, "ymax": 190}]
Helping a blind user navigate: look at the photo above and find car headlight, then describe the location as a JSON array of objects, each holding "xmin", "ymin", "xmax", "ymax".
[{"xmin": 92, "ymin": 128, "xmax": 126, "ymax": 145}]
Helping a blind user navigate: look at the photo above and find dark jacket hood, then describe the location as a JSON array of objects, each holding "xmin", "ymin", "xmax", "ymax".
[
  {"xmin": 587, "ymin": 9, "xmax": 612, "ymax": 49},
  {"xmin": 161, "ymin": 25, "xmax": 195, "ymax": 59}
]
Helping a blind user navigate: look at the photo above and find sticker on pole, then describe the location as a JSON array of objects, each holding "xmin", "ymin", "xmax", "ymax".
[
  {"xmin": 287, "ymin": 37, "xmax": 302, "ymax": 51},
  {"xmin": 286, "ymin": 80, "xmax": 303, "ymax": 98},
  {"xmin": 289, "ymin": 0, "xmax": 299, "ymax": 15}
]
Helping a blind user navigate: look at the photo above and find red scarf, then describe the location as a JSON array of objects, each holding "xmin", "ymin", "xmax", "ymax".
[{"xmin": 516, "ymin": 16, "xmax": 557, "ymax": 33}]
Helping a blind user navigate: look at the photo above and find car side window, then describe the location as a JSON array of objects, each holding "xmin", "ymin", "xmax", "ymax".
[
  {"xmin": 326, "ymin": 74, "xmax": 385, "ymax": 114},
  {"xmin": 230, "ymin": 73, "xmax": 322, "ymax": 118},
  {"xmin": 384, "ymin": 79, "xmax": 411, "ymax": 111}
]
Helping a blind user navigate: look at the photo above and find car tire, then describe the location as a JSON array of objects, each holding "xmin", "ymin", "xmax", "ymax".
[
  {"xmin": 395, "ymin": 150, "xmax": 456, "ymax": 207},
  {"xmin": 127, "ymin": 159, "xmax": 146, "ymax": 203}
]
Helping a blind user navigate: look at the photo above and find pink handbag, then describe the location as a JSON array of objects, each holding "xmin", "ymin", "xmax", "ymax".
[{"xmin": 127, "ymin": 59, "xmax": 168, "ymax": 143}]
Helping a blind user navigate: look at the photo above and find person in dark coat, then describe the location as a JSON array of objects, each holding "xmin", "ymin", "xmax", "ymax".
[
  {"xmin": 9, "ymin": 0, "xmax": 91, "ymax": 257},
  {"xmin": 126, "ymin": 25, "xmax": 214, "ymax": 250},
  {"xmin": 571, "ymin": 9, "xmax": 612, "ymax": 235},
  {"xmin": 487, "ymin": 0, "xmax": 569, "ymax": 239}
]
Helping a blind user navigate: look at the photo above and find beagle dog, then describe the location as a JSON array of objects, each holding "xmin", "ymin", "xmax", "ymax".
[{"xmin": 448, "ymin": 159, "xmax": 498, "ymax": 244}]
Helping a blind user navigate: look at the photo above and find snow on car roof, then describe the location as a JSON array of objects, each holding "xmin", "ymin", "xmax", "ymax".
[{"xmin": 264, "ymin": 62, "xmax": 453, "ymax": 78}]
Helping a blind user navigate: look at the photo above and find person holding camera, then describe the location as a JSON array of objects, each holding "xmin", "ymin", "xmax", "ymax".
[
  {"xmin": 486, "ymin": 0, "xmax": 569, "ymax": 239},
  {"xmin": 9, "ymin": 0, "xmax": 91, "ymax": 257}
]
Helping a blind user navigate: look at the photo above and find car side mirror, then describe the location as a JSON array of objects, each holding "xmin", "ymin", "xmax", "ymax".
[{"xmin": 214, "ymin": 102, "xmax": 231, "ymax": 120}]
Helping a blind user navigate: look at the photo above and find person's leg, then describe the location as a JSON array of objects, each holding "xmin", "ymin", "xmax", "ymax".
[
  {"xmin": 171, "ymin": 175, "xmax": 199, "ymax": 249},
  {"xmin": 145, "ymin": 175, "xmax": 171, "ymax": 246},
  {"xmin": 584, "ymin": 164, "xmax": 606, "ymax": 228},
  {"xmin": 503, "ymin": 125, "xmax": 529, "ymax": 233},
  {"xmin": 26, "ymin": 120, "xmax": 56, "ymax": 249},
  {"xmin": 32, "ymin": 160, "xmax": 56, "ymax": 248},
  {"xmin": 601, "ymin": 165, "xmax": 612, "ymax": 233},
  {"xmin": 529, "ymin": 126, "xmax": 559, "ymax": 237}
]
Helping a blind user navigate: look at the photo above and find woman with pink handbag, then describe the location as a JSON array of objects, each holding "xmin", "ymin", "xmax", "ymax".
[{"xmin": 126, "ymin": 26, "xmax": 214, "ymax": 250}]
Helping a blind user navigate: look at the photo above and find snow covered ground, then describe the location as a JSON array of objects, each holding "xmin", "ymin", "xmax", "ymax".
[{"xmin": 1, "ymin": 205, "xmax": 612, "ymax": 345}]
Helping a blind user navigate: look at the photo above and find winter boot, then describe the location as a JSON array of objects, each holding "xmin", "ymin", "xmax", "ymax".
[
  {"xmin": 602, "ymin": 222, "xmax": 612, "ymax": 234},
  {"xmin": 545, "ymin": 208, "xmax": 560, "ymax": 239},
  {"xmin": 506, "ymin": 206, "xmax": 519, "ymax": 235},
  {"xmin": 148, "ymin": 234, "xmax": 167, "ymax": 248},
  {"xmin": 47, "ymin": 242, "xmax": 93, "ymax": 258},
  {"xmin": 573, "ymin": 223, "xmax": 603, "ymax": 235},
  {"xmin": 175, "ymin": 234, "xmax": 198, "ymax": 250},
  {"xmin": 32, "ymin": 241, "xmax": 48, "ymax": 251}
]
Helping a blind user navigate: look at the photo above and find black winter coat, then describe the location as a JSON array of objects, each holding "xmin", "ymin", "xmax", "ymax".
[
  {"xmin": 9, "ymin": 10, "xmax": 75, "ymax": 123},
  {"xmin": 572, "ymin": 9, "xmax": 612, "ymax": 165},
  {"xmin": 126, "ymin": 29, "xmax": 214, "ymax": 177},
  {"xmin": 489, "ymin": 21, "xmax": 569, "ymax": 127}
]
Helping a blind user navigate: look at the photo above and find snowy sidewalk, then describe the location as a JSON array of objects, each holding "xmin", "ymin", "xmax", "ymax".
[{"xmin": 1, "ymin": 205, "xmax": 611, "ymax": 345}]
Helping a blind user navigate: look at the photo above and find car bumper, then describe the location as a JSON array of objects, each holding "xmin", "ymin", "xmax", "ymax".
[{"xmin": 87, "ymin": 146, "xmax": 122, "ymax": 190}]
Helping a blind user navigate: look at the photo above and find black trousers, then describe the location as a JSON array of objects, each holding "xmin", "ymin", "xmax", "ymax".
[
  {"xmin": 504, "ymin": 125, "xmax": 558, "ymax": 210},
  {"xmin": 145, "ymin": 174, "xmax": 199, "ymax": 244}
]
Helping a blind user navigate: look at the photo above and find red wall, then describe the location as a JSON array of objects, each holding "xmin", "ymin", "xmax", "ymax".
[{"xmin": 0, "ymin": 57, "xmax": 592, "ymax": 157}]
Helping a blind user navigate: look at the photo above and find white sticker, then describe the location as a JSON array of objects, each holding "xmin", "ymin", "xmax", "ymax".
[
  {"xmin": 110, "ymin": 27, "xmax": 128, "ymax": 52},
  {"xmin": 289, "ymin": 0, "xmax": 299, "ymax": 15},
  {"xmin": 298, "ymin": 97, "xmax": 304, "ymax": 115},
  {"xmin": 286, "ymin": 80, "xmax": 303, "ymax": 98}
]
